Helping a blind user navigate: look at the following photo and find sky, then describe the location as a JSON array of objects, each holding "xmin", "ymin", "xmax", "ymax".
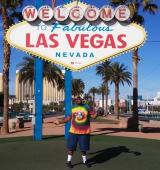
[{"xmin": 0, "ymin": 0, "xmax": 160, "ymax": 100}]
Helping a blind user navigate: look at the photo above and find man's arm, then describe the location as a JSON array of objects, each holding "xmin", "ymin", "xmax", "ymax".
[
  {"xmin": 90, "ymin": 110, "xmax": 98, "ymax": 119},
  {"xmin": 90, "ymin": 112, "xmax": 98, "ymax": 119},
  {"xmin": 53, "ymin": 115, "xmax": 71, "ymax": 125}
]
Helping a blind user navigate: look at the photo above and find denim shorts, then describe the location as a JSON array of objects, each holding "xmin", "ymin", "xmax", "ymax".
[{"xmin": 67, "ymin": 133, "xmax": 90, "ymax": 151}]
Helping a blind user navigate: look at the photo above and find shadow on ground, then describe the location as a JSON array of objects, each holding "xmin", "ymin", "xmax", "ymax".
[
  {"xmin": 88, "ymin": 146, "xmax": 141, "ymax": 165},
  {"xmin": 72, "ymin": 146, "xmax": 141, "ymax": 167},
  {"xmin": 92, "ymin": 128, "xmax": 126, "ymax": 136},
  {"xmin": 92, "ymin": 126, "xmax": 160, "ymax": 135},
  {"xmin": 43, "ymin": 135, "xmax": 64, "ymax": 140},
  {"xmin": 9, "ymin": 127, "xmax": 32, "ymax": 134},
  {"xmin": 142, "ymin": 127, "xmax": 160, "ymax": 133}
]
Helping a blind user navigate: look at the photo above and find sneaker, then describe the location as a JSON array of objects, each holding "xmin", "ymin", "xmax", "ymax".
[
  {"xmin": 83, "ymin": 161, "xmax": 91, "ymax": 168},
  {"xmin": 66, "ymin": 161, "xmax": 73, "ymax": 168}
]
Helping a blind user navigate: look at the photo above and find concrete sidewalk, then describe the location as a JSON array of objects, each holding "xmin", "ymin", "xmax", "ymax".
[{"xmin": 0, "ymin": 115, "xmax": 160, "ymax": 140}]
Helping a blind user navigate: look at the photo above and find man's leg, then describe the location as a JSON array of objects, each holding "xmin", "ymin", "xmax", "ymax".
[
  {"xmin": 79, "ymin": 134, "xmax": 91, "ymax": 167},
  {"xmin": 66, "ymin": 133, "xmax": 77, "ymax": 168},
  {"xmin": 81, "ymin": 151, "xmax": 87, "ymax": 163},
  {"xmin": 67, "ymin": 150, "xmax": 74, "ymax": 162},
  {"xmin": 66, "ymin": 150, "xmax": 74, "ymax": 168}
]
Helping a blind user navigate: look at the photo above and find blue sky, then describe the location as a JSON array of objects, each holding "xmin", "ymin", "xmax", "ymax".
[{"xmin": 0, "ymin": 0, "xmax": 160, "ymax": 100}]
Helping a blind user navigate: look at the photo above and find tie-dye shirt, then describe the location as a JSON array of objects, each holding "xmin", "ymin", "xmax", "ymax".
[{"xmin": 69, "ymin": 104, "xmax": 95, "ymax": 134}]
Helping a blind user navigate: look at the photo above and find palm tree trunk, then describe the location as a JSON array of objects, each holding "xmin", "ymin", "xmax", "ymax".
[
  {"xmin": 2, "ymin": 7, "xmax": 10, "ymax": 134},
  {"xmin": 105, "ymin": 82, "xmax": 109, "ymax": 114},
  {"xmin": 102, "ymin": 93, "xmax": 104, "ymax": 111},
  {"xmin": 132, "ymin": 49, "xmax": 139, "ymax": 130},
  {"xmin": 114, "ymin": 83, "xmax": 119, "ymax": 119},
  {"xmin": 93, "ymin": 93, "xmax": 95, "ymax": 111}
]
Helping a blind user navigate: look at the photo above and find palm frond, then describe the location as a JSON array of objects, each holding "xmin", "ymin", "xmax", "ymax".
[
  {"xmin": 72, "ymin": 79, "xmax": 85, "ymax": 97},
  {"xmin": 17, "ymin": 56, "xmax": 64, "ymax": 90},
  {"xmin": 143, "ymin": 3, "xmax": 158, "ymax": 14}
]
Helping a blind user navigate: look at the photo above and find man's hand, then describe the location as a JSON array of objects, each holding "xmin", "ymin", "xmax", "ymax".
[
  {"xmin": 53, "ymin": 116, "xmax": 71, "ymax": 125},
  {"xmin": 53, "ymin": 119, "xmax": 61, "ymax": 125}
]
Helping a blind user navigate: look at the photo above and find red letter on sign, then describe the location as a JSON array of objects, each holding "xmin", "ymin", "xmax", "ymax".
[
  {"xmin": 104, "ymin": 34, "xmax": 116, "ymax": 48},
  {"xmin": 49, "ymin": 34, "xmax": 59, "ymax": 48},
  {"xmin": 42, "ymin": 8, "xmax": 49, "ymax": 19},
  {"xmin": 118, "ymin": 9, "xmax": 126, "ymax": 19},
  {"xmin": 81, "ymin": 34, "xmax": 89, "ymax": 48},
  {"xmin": 24, "ymin": 8, "xmax": 36, "ymax": 19},
  {"xmin": 57, "ymin": 8, "xmax": 65, "ymax": 19},
  {"xmin": 90, "ymin": 34, "xmax": 103, "ymax": 48},
  {"xmin": 101, "ymin": 9, "xmax": 112, "ymax": 19},
  {"xmin": 36, "ymin": 33, "xmax": 48, "ymax": 48},
  {"xmin": 117, "ymin": 34, "xmax": 127, "ymax": 48},
  {"xmin": 26, "ymin": 33, "xmax": 34, "ymax": 47},
  {"xmin": 66, "ymin": 34, "xmax": 79, "ymax": 48}
]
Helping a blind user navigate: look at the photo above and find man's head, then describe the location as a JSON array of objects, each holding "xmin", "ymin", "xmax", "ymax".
[{"xmin": 74, "ymin": 96, "xmax": 83, "ymax": 105}]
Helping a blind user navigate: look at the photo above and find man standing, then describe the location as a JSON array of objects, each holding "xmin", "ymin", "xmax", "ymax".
[{"xmin": 54, "ymin": 97, "xmax": 97, "ymax": 168}]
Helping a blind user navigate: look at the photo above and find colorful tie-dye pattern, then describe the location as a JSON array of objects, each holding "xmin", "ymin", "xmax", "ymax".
[{"xmin": 69, "ymin": 104, "xmax": 92, "ymax": 134}]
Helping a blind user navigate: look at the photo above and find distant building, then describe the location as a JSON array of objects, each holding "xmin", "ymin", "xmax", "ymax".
[
  {"xmin": 15, "ymin": 70, "xmax": 64, "ymax": 104},
  {"xmin": 127, "ymin": 95, "xmax": 143, "ymax": 100},
  {"xmin": 127, "ymin": 95, "xmax": 146, "ymax": 107},
  {"xmin": 0, "ymin": 73, "xmax": 3, "ymax": 93},
  {"xmin": 98, "ymin": 99, "xmax": 113, "ymax": 108},
  {"xmin": 119, "ymin": 99, "xmax": 126, "ymax": 107},
  {"xmin": 150, "ymin": 92, "xmax": 160, "ymax": 106}
]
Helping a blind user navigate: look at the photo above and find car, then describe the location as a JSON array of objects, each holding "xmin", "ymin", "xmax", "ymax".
[
  {"xmin": 16, "ymin": 112, "xmax": 33, "ymax": 122},
  {"xmin": 0, "ymin": 116, "xmax": 3, "ymax": 126}
]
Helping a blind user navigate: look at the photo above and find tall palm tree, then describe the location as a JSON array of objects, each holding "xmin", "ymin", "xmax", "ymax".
[
  {"xmin": 72, "ymin": 79, "xmax": 85, "ymax": 97},
  {"xmin": 110, "ymin": 62, "xmax": 132, "ymax": 119},
  {"xmin": 88, "ymin": 87, "xmax": 99, "ymax": 110},
  {"xmin": 111, "ymin": 0, "xmax": 158, "ymax": 129},
  {"xmin": 96, "ymin": 61, "xmax": 111, "ymax": 113},
  {"xmin": 9, "ymin": 95, "xmax": 16, "ymax": 107},
  {"xmin": 0, "ymin": 0, "xmax": 23, "ymax": 133},
  {"xmin": 98, "ymin": 84, "xmax": 110, "ymax": 112},
  {"xmin": 17, "ymin": 56, "xmax": 64, "ymax": 90}
]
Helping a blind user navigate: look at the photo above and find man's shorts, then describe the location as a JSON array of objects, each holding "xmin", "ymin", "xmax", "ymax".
[{"xmin": 67, "ymin": 133, "xmax": 90, "ymax": 151}]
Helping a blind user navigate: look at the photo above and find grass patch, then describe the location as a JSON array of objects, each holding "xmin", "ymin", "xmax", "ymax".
[{"xmin": 0, "ymin": 135, "xmax": 159, "ymax": 170}]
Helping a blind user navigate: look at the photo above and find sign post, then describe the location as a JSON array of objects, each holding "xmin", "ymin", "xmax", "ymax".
[
  {"xmin": 63, "ymin": 0, "xmax": 72, "ymax": 139},
  {"xmin": 34, "ymin": 0, "xmax": 44, "ymax": 141},
  {"xmin": 64, "ymin": 69, "xmax": 72, "ymax": 139}
]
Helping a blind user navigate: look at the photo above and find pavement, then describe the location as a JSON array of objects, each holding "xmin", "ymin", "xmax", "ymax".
[{"xmin": 0, "ymin": 115, "xmax": 160, "ymax": 140}]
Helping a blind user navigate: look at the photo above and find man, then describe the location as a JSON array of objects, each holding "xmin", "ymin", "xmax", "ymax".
[{"xmin": 54, "ymin": 96, "xmax": 97, "ymax": 168}]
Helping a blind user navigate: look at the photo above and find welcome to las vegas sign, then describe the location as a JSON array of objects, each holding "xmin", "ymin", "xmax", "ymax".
[{"xmin": 6, "ymin": 1, "xmax": 146, "ymax": 71}]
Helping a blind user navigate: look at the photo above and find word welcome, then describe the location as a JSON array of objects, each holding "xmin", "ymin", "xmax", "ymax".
[{"xmin": 23, "ymin": 5, "xmax": 130, "ymax": 22}]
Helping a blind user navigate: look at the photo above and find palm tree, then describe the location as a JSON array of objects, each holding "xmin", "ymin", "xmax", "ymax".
[
  {"xmin": 98, "ymin": 84, "xmax": 110, "ymax": 112},
  {"xmin": 88, "ymin": 87, "xmax": 99, "ymax": 110},
  {"xmin": 96, "ymin": 61, "xmax": 111, "ymax": 114},
  {"xmin": 110, "ymin": 62, "xmax": 132, "ymax": 119},
  {"xmin": 0, "ymin": 0, "xmax": 23, "ymax": 133},
  {"xmin": 110, "ymin": 0, "xmax": 158, "ymax": 129},
  {"xmin": 72, "ymin": 79, "xmax": 85, "ymax": 97},
  {"xmin": 0, "ymin": 92, "xmax": 4, "ymax": 113},
  {"xmin": 17, "ymin": 56, "xmax": 64, "ymax": 90},
  {"xmin": 9, "ymin": 95, "xmax": 16, "ymax": 108}
]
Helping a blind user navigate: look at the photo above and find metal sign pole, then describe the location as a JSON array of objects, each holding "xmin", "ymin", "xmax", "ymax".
[
  {"xmin": 64, "ymin": 0, "xmax": 72, "ymax": 139},
  {"xmin": 65, "ymin": 69, "xmax": 72, "ymax": 139},
  {"xmin": 34, "ymin": 0, "xmax": 44, "ymax": 141}
]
